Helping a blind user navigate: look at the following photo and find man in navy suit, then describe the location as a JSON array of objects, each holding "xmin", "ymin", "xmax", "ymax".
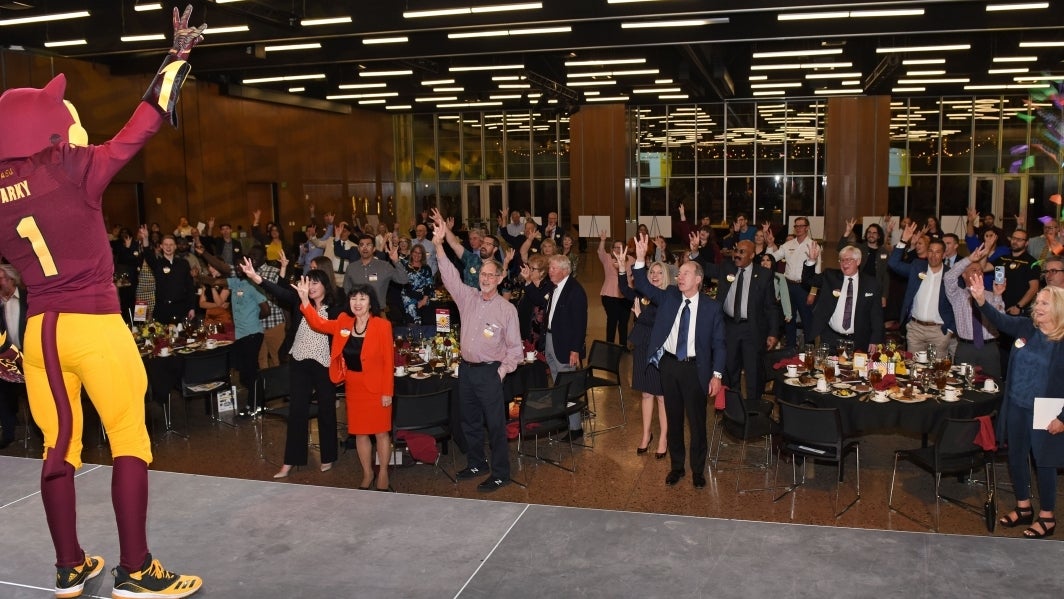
[
  {"xmin": 543, "ymin": 254, "xmax": 588, "ymax": 439},
  {"xmin": 888, "ymin": 222, "xmax": 956, "ymax": 358},
  {"xmin": 802, "ymin": 243, "xmax": 884, "ymax": 353},
  {"xmin": 633, "ymin": 234, "xmax": 726, "ymax": 489},
  {"xmin": 693, "ymin": 238, "xmax": 780, "ymax": 402}
]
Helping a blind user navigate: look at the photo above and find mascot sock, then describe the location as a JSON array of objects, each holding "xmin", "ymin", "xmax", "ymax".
[
  {"xmin": 112, "ymin": 456, "xmax": 150, "ymax": 572},
  {"xmin": 41, "ymin": 461, "xmax": 82, "ymax": 568}
]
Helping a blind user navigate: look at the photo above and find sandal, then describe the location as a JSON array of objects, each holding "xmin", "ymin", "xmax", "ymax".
[
  {"xmin": 999, "ymin": 506, "xmax": 1034, "ymax": 528},
  {"xmin": 1023, "ymin": 517, "xmax": 1056, "ymax": 539}
]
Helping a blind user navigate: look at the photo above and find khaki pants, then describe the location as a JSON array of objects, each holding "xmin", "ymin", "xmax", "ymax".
[{"xmin": 259, "ymin": 321, "xmax": 286, "ymax": 369}]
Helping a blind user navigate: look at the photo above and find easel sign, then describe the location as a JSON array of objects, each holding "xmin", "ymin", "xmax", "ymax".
[
  {"xmin": 578, "ymin": 215, "xmax": 611, "ymax": 239},
  {"xmin": 638, "ymin": 215, "xmax": 672, "ymax": 239}
]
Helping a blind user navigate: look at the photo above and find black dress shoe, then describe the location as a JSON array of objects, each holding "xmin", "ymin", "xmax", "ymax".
[
  {"xmin": 693, "ymin": 473, "xmax": 707, "ymax": 488},
  {"xmin": 665, "ymin": 470, "xmax": 685, "ymax": 486}
]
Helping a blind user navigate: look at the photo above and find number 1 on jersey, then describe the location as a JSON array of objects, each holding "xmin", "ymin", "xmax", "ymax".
[{"xmin": 17, "ymin": 216, "xmax": 59, "ymax": 276}]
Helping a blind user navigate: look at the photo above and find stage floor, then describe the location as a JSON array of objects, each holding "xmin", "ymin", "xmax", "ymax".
[{"xmin": 0, "ymin": 455, "xmax": 1059, "ymax": 598}]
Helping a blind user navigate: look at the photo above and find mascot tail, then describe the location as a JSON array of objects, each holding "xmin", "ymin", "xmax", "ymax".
[{"xmin": 41, "ymin": 312, "xmax": 72, "ymax": 480}]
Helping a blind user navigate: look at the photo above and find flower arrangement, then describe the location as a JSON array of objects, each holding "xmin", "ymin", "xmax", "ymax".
[{"xmin": 432, "ymin": 331, "xmax": 460, "ymax": 359}]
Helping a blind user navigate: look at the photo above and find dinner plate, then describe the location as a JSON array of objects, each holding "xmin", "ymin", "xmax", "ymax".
[
  {"xmin": 213, "ymin": 340, "xmax": 233, "ymax": 347},
  {"xmin": 831, "ymin": 382, "xmax": 852, "ymax": 390},
  {"xmin": 890, "ymin": 392, "xmax": 928, "ymax": 403},
  {"xmin": 940, "ymin": 394, "xmax": 960, "ymax": 403},
  {"xmin": 411, "ymin": 372, "xmax": 431, "ymax": 380},
  {"xmin": 394, "ymin": 372, "xmax": 409, "ymax": 378},
  {"xmin": 407, "ymin": 366, "xmax": 424, "ymax": 373},
  {"xmin": 851, "ymin": 383, "xmax": 872, "ymax": 393},
  {"xmin": 832, "ymin": 389, "xmax": 858, "ymax": 398},
  {"xmin": 869, "ymin": 394, "xmax": 891, "ymax": 403},
  {"xmin": 176, "ymin": 348, "xmax": 196, "ymax": 355},
  {"xmin": 784, "ymin": 377, "xmax": 816, "ymax": 387}
]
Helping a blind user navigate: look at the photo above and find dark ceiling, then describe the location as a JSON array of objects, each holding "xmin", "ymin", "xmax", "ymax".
[{"xmin": 2, "ymin": 0, "xmax": 1062, "ymax": 113}]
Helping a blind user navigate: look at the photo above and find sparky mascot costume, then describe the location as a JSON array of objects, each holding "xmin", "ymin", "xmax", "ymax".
[{"xmin": 0, "ymin": 7, "xmax": 205, "ymax": 598}]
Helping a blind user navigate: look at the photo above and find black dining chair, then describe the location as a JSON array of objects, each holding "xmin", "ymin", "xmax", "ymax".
[
  {"xmin": 517, "ymin": 383, "xmax": 576, "ymax": 473},
  {"xmin": 178, "ymin": 350, "xmax": 234, "ymax": 430},
  {"xmin": 553, "ymin": 367, "xmax": 593, "ymax": 447},
  {"xmin": 390, "ymin": 388, "xmax": 457, "ymax": 487},
  {"xmin": 888, "ymin": 416, "xmax": 996, "ymax": 532},
  {"xmin": 584, "ymin": 340, "xmax": 626, "ymax": 437},
  {"xmin": 774, "ymin": 400, "xmax": 861, "ymax": 518},
  {"xmin": 253, "ymin": 364, "xmax": 302, "ymax": 464},
  {"xmin": 711, "ymin": 390, "xmax": 780, "ymax": 493}
]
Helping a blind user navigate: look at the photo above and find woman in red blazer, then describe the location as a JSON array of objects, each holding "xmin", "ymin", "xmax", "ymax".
[{"xmin": 299, "ymin": 281, "xmax": 395, "ymax": 491}]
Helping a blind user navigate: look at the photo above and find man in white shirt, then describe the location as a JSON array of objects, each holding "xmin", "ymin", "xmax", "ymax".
[
  {"xmin": 888, "ymin": 221, "xmax": 956, "ymax": 358},
  {"xmin": 766, "ymin": 217, "xmax": 821, "ymax": 348}
]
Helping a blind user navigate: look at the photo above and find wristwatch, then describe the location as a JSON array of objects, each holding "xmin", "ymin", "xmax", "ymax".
[{"xmin": 713, "ymin": 371, "xmax": 723, "ymax": 379}]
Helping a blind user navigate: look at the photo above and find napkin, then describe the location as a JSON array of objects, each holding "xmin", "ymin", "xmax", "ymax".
[
  {"xmin": 973, "ymin": 415, "xmax": 998, "ymax": 452},
  {"xmin": 773, "ymin": 356, "xmax": 802, "ymax": 370},
  {"xmin": 872, "ymin": 374, "xmax": 897, "ymax": 391},
  {"xmin": 394, "ymin": 431, "xmax": 438, "ymax": 463}
]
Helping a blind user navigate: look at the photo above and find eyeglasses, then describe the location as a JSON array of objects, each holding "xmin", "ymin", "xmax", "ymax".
[
  {"xmin": 1010, "ymin": 236, "xmax": 1028, "ymax": 242},
  {"xmin": 794, "ymin": 224, "xmax": 809, "ymax": 228},
  {"xmin": 1044, "ymin": 269, "xmax": 1064, "ymax": 275}
]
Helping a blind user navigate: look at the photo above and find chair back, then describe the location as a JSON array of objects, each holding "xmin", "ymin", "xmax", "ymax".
[
  {"xmin": 554, "ymin": 368, "xmax": 589, "ymax": 402},
  {"xmin": 254, "ymin": 364, "xmax": 290, "ymax": 406},
  {"xmin": 520, "ymin": 383, "xmax": 571, "ymax": 428},
  {"xmin": 181, "ymin": 351, "xmax": 230, "ymax": 386},
  {"xmin": 935, "ymin": 418, "xmax": 982, "ymax": 456},
  {"xmin": 778, "ymin": 400, "xmax": 843, "ymax": 447},
  {"xmin": 587, "ymin": 340, "xmax": 624, "ymax": 378},
  {"xmin": 392, "ymin": 389, "xmax": 451, "ymax": 432},
  {"xmin": 721, "ymin": 389, "xmax": 748, "ymax": 426}
]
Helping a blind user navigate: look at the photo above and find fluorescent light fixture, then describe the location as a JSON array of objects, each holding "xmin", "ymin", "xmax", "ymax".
[
  {"xmin": 450, "ymin": 26, "xmax": 569, "ymax": 37},
  {"xmin": 892, "ymin": 87, "xmax": 926, "ymax": 92},
  {"xmin": 993, "ymin": 56, "xmax": 1037, "ymax": 62},
  {"xmin": 363, "ymin": 36, "xmax": 408, "ymax": 44},
  {"xmin": 607, "ymin": 0, "xmax": 671, "ymax": 3},
  {"xmin": 566, "ymin": 80, "xmax": 618, "ymax": 87},
  {"xmin": 989, "ymin": 68, "xmax": 1029, "ymax": 74},
  {"xmin": 751, "ymin": 82, "xmax": 802, "ymax": 89},
  {"xmin": 805, "ymin": 72, "xmax": 861, "ymax": 79},
  {"xmin": 510, "ymin": 26, "xmax": 571, "ymax": 35},
  {"xmin": 386, "ymin": 105, "xmax": 413, "ymax": 110},
  {"xmin": 359, "ymin": 69, "xmax": 414, "ymax": 77},
  {"xmin": 338, "ymin": 82, "xmax": 387, "ymax": 89},
  {"xmin": 358, "ymin": 99, "xmax": 387, "ymax": 105},
  {"xmin": 565, "ymin": 58, "xmax": 645, "ymax": 67},
  {"xmin": 750, "ymin": 63, "xmax": 801, "ymax": 71},
  {"xmin": 301, "ymin": 16, "xmax": 353, "ymax": 26},
  {"xmin": 752, "ymin": 48, "xmax": 842, "ymax": 58},
  {"xmin": 779, "ymin": 9, "xmax": 923, "ymax": 21},
  {"xmin": 905, "ymin": 70, "xmax": 946, "ymax": 76},
  {"xmin": 903, "ymin": 58, "xmax": 945, "ymax": 65},
  {"xmin": 422, "ymin": 79, "xmax": 455, "ymax": 86},
  {"xmin": 134, "ymin": 2, "xmax": 163, "ymax": 11},
  {"xmin": 404, "ymin": 3, "xmax": 542, "ymax": 18},
  {"xmin": 435, "ymin": 87, "xmax": 465, "ymax": 92},
  {"xmin": 749, "ymin": 75, "xmax": 768, "ymax": 81},
  {"xmin": 896, "ymin": 78, "xmax": 970, "ymax": 83},
  {"xmin": 498, "ymin": 83, "xmax": 531, "ymax": 88},
  {"xmin": 414, "ymin": 96, "xmax": 459, "ymax": 103},
  {"xmin": 621, "ymin": 19, "xmax": 727, "ymax": 28},
  {"xmin": 203, "ymin": 25, "xmax": 250, "ymax": 34},
  {"xmin": 1019, "ymin": 41, "xmax": 1064, "ymax": 47},
  {"xmin": 632, "ymin": 87, "xmax": 681, "ymax": 93},
  {"xmin": 1013, "ymin": 74, "xmax": 1064, "ymax": 81},
  {"xmin": 0, "ymin": 10, "xmax": 89, "ymax": 26},
  {"xmin": 449, "ymin": 30, "xmax": 508, "ymax": 39},
  {"xmin": 877, "ymin": 44, "xmax": 970, "ymax": 53},
  {"xmin": 436, "ymin": 101, "xmax": 505, "ymax": 108},
  {"xmin": 44, "ymin": 39, "xmax": 87, "ymax": 48},
  {"xmin": 288, "ymin": 87, "xmax": 305, "ymax": 93},
  {"xmin": 264, "ymin": 43, "xmax": 321, "ymax": 52},
  {"xmin": 659, "ymin": 94, "xmax": 689, "ymax": 99},
  {"xmin": 655, "ymin": 78, "xmax": 673, "ymax": 84},
  {"xmin": 449, "ymin": 64, "xmax": 524, "ymax": 72},
  {"xmin": 327, "ymin": 92, "xmax": 398, "ymax": 99},
  {"xmin": 121, "ymin": 34, "xmax": 166, "ymax": 42},
  {"xmin": 777, "ymin": 11, "xmax": 849, "ymax": 20},
  {"xmin": 585, "ymin": 96, "xmax": 630, "ymax": 102},
  {"xmin": 814, "ymin": 89, "xmax": 859, "ymax": 95},
  {"xmin": 753, "ymin": 90, "xmax": 786, "ymax": 96},
  {"xmin": 243, "ymin": 74, "xmax": 326, "ymax": 84},
  {"xmin": 489, "ymin": 94, "xmax": 522, "ymax": 99},
  {"xmin": 986, "ymin": 2, "xmax": 1049, "ymax": 10}
]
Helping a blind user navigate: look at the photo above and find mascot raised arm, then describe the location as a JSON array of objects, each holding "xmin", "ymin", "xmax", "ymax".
[{"xmin": 0, "ymin": 6, "xmax": 206, "ymax": 599}]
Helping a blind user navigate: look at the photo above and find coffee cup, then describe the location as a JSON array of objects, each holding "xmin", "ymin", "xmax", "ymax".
[
  {"xmin": 874, "ymin": 390, "xmax": 888, "ymax": 402},
  {"xmin": 943, "ymin": 386, "xmax": 959, "ymax": 402},
  {"xmin": 394, "ymin": 366, "xmax": 407, "ymax": 376},
  {"xmin": 786, "ymin": 364, "xmax": 799, "ymax": 377},
  {"xmin": 205, "ymin": 339, "xmax": 217, "ymax": 349},
  {"xmin": 158, "ymin": 347, "xmax": 171, "ymax": 357},
  {"xmin": 525, "ymin": 351, "xmax": 537, "ymax": 362},
  {"xmin": 915, "ymin": 350, "xmax": 928, "ymax": 363},
  {"xmin": 815, "ymin": 377, "xmax": 829, "ymax": 392},
  {"xmin": 797, "ymin": 352, "xmax": 806, "ymax": 363},
  {"xmin": 983, "ymin": 378, "xmax": 999, "ymax": 393}
]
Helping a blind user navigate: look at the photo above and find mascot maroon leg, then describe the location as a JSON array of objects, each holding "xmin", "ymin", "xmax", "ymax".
[{"xmin": 0, "ymin": 6, "xmax": 205, "ymax": 599}]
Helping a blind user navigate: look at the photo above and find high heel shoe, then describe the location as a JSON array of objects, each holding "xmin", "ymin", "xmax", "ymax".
[
  {"xmin": 1023, "ymin": 516, "xmax": 1056, "ymax": 539},
  {"xmin": 320, "ymin": 462, "xmax": 333, "ymax": 472},
  {"xmin": 636, "ymin": 433, "xmax": 654, "ymax": 454},
  {"xmin": 655, "ymin": 450, "xmax": 667, "ymax": 460},
  {"xmin": 273, "ymin": 465, "xmax": 292, "ymax": 479},
  {"xmin": 1000, "ymin": 505, "xmax": 1034, "ymax": 528}
]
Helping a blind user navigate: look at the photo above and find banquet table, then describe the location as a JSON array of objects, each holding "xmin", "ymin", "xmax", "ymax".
[
  {"xmin": 773, "ymin": 369, "xmax": 1000, "ymax": 438},
  {"xmin": 143, "ymin": 340, "xmax": 235, "ymax": 405}
]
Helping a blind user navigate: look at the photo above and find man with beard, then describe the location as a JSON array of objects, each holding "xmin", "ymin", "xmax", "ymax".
[{"xmin": 440, "ymin": 220, "xmax": 503, "ymax": 289}]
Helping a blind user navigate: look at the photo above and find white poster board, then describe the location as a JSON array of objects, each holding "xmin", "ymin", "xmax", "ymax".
[
  {"xmin": 638, "ymin": 215, "xmax": 673, "ymax": 239},
  {"xmin": 578, "ymin": 215, "xmax": 611, "ymax": 238},
  {"xmin": 789, "ymin": 215, "xmax": 824, "ymax": 240},
  {"xmin": 940, "ymin": 215, "xmax": 966, "ymax": 238}
]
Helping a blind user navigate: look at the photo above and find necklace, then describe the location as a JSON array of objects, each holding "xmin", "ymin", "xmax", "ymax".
[{"xmin": 354, "ymin": 317, "xmax": 369, "ymax": 335}]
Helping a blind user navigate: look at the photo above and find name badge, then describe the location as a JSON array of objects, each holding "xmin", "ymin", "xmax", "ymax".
[
  {"xmin": 340, "ymin": 328, "xmax": 351, "ymax": 337},
  {"xmin": 369, "ymin": 273, "xmax": 379, "ymax": 282},
  {"xmin": 162, "ymin": 267, "xmax": 171, "ymax": 274},
  {"xmin": 483, "ymin": 322, "xmax": 500, "ymax": 338}
]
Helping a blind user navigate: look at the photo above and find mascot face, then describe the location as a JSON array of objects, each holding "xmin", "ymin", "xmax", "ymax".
[{"xmin": 0, "ymin": 74, "xmax": 88, "ymax": 161}]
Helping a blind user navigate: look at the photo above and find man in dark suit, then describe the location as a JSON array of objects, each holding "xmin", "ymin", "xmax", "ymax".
[
  {"xmin": 696, "ymin": 239, "xmax": 780, "ymax": 401},
  {"xmin": 803, "ymin": 243, "xmax": 884, "ymax": 353},
  {"xmin": 0, "ymin": 264, "xmax": 27, "ymax": 448},
  {"xmin": 543, "ymin": 254, "xmax": 588, "ymax": 440},
  {"xmin": 538, "ymin": 211, "xmax": 565, "ymax": 246},
  {"xmin": 634, "ymin": 234, "xmax": 726, "ymax": 489},
  {"xmin": 888, "ymin": 222, "xmax": 956, "ymax": 358}
]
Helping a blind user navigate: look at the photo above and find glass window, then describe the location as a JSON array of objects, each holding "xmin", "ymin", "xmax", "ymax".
[
  {"xmin": 784, "ymin": 176, "xmax": 818, "ymax": 220},
  {"xmin": 972, "ymin": 98, "xmax": 1003, "ymax": 173},
  {"xmin": 436, "ymin": 115, "xmax": 461, "ymax": 180},
  {"xmin": 505, "ymin": 114, "xmax": 532, "ymax": 179},
  {"xmin": 462, "ymin": 113, "xmax": 483, "ymax": 180},
  {"xmin": 438, "ymin": 181, "xmax": 461, "ymax": 221},
  {"xmin": 940, "ymin": 98, "xmax": 974, "ymax": 174},
  {"xmin": 695, "ymin": 103, "xmax": 725, "ymax": 177},
  {"xmin": 939, "ymin": 175, "xmax": 969, "ymax": 218},
  {"xmin": 532, "ymin": 180, "xmax": 558, "ymax": 217},
  {"xmin": 667, "ymin": 105, "xmax": 698, "ymax": 177},
  {"xmin": 507, "ymin": 181, "xmax": 532, "ymax": 215},
  {"xmin": 725, "ymin": 102, "xmax": 756, "ymax": 176},
  {"xmin": 484, "ymin": 116, "xmax": 505, "ymax": 179},
  {"xmin": 906, "ymin": 176, "xmax": 939, "ymax": 220},
  {"xmin": 532, "ymin": 113, "xmax": 558, "ymax": 179}
]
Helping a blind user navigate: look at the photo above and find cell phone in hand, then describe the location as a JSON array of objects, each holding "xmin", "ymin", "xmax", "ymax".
[{"xmin": 994, "ymin": 265, "xmax": 1006, "ymax": 286}]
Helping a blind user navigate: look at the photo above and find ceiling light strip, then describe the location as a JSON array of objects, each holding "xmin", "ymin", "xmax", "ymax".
[
  {"xmin": 0, "ymin": 10, "xmax": 90, "ymax": 26},
  {"xmin": 363, "ymin": 36, "xmax": 408, "ymax": 45},
  {"xmin": 403, "ymin": 3, "xmax": 542, "ymax": 18},
  {"xmin": 621, "ymin": 19, "xmax": 727, "ymax": 28},
  {"xmin": 986, "ymin": 2, "xmax": 1049, "ymax": 11},
  {"xmin": 301, "ymin": 17, "xmax": 353, "ymax": 26},
  {"xmin": 876, "ymin": 44, "xmax": 970, "ymax": 53}
]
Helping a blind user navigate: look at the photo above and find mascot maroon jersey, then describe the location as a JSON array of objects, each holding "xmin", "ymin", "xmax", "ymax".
[{"xmin": 0, "ymin": 75, "xmax": 162, "ymax": 317}]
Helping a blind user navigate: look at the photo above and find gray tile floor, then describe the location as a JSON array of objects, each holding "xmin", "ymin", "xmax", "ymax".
[{"xmin": 1, "ymin": 455, "xmax": 1060, "ymax": 599}]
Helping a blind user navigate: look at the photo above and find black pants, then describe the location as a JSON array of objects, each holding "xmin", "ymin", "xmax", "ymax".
[
  {"xmin": 725, "ymin": 320, "xmax": 762, "ymax": 402},
  {"xmin": 660, "ymin": 355, "xmax": 708, "ymax": 474},
  {"xmin": 785, "ymin": 281, "xmax": 814, "ymax": 349},
  {"xmin": 602, "ymin": 295, "xmax": 630, "ymax": 347},
  {"xmin": 458, "ymin": 363, "xmax": 510, "ymax": 480},
  {"xmin": 284, "ymin": 358, "xmax": 337, "ymax": 466},
  {"xmin": 0, "ymin": 379, "xmax": 23, "ymax": 444},
  {"xmin": 231, "ymin": 333, "xmax": 263, "ymax": 390}
]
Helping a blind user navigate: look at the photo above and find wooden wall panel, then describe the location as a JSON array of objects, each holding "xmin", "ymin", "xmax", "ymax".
[{"xmin": 570, "ymin": 104, "xmax": 627, "ymax": 242}]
